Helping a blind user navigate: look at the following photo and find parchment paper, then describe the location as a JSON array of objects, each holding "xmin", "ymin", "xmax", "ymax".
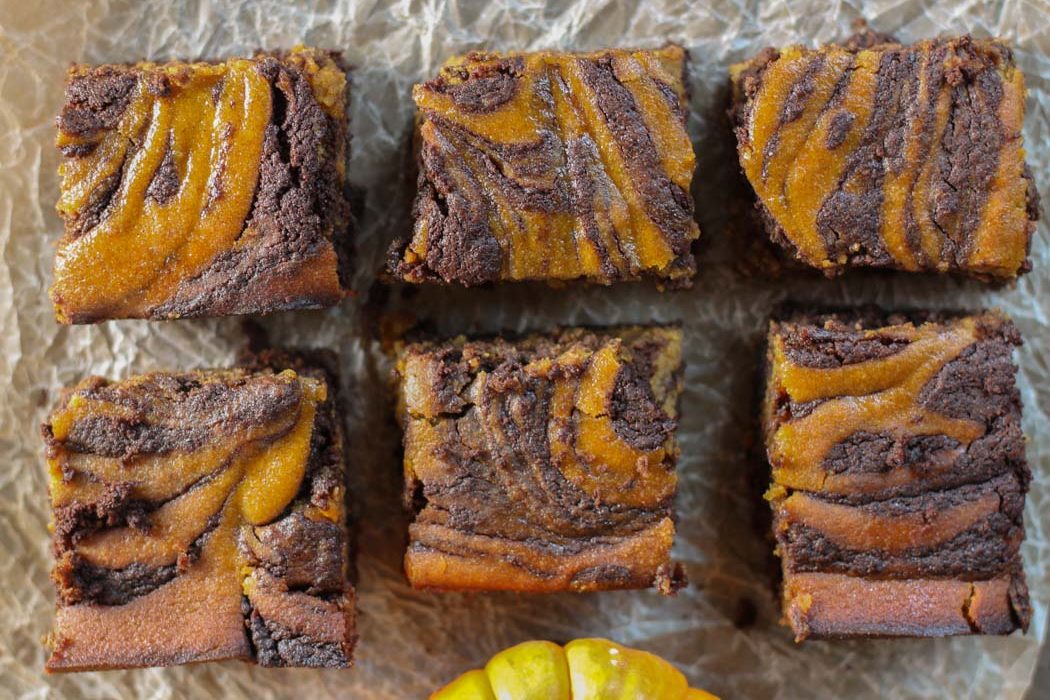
[{"xmin": 1, "ymin": 0, "xmax": 1047, "ymax": 697}]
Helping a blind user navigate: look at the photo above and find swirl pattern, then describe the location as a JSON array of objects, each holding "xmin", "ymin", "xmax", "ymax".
[
  {"xmin": 396, "ymin": 326, "xmax": 685, "ymax": 593},
  {"xmin": 389, "ymin": 46, "xmax": 700, "ymax": 286},
  {"xmin": 731, "ymin": 34, "xmax": 1038, "ymax": 279},
  {"xmin": 51, "ymin": 47, "xmax": 350, "ymax": 323},
  {"xmin": 43, "ymin": 360, "xmax": 355, "ymax": 670},
  {"xmin": 762, "ymin": 310, "xmax": 1030, "ymax": 640}
]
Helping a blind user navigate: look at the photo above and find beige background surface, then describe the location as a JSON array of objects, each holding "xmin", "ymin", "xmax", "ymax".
[{"xmin": 0, "ymin": 0, "xmax": 1047, "ymax": 698}]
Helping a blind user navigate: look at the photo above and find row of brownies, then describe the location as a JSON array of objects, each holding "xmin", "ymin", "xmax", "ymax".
[{"xmin": 42, "ymin": 30, "xmax": 1037, "ymax": 673}]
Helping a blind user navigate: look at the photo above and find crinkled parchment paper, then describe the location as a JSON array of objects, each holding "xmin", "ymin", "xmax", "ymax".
[{"xmin": 0, "ymin": 0, "xmax": 1047, "ymax": 697}]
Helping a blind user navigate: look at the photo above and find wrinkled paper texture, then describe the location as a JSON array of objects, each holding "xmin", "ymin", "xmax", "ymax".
[{"xmin": 0, "ymin": 0, "xmax": 1047, "ymax": 697}]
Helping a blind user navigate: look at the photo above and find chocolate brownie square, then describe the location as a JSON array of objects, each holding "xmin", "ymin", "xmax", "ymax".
[
  {"xmin": 395, "ymin": 325, "xmax": 686, "ymax": 593},
  {"xmin": 42, "ymin": 353, "xmax": 355, "ymax": 670},
  {"xmin": 762, "ymin": 309, "xmax": 1031, "ymax": 639},
  {"xmin": 730, "ymin": 33, "xmax": 1039, "ymax": 279},
  {"xmin": 51, "ymin": 46, "xmax": 351, "ymax": 323},
  {"xmin": 388, "ymin": 46, "xmax": 700, "ymax": 287}
]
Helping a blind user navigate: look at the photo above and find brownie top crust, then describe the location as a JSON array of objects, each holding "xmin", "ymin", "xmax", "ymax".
[
  {"xmin": 395, "ymin": 325, "xmax": 686, "ymax": 593},
  {"xmin": 765, "ymin": 310, "xmax": 1026, "ymax": 499},
  {"xmin": 43, "ymin": 362, "xmax": 355, "ymax": 671},
  {"xmin": 51, "ymin": 46, "xmax": 351, "ymax": 323},
  {"xmin": 730, "ymin": 34, "xmax": 1038, "ymax": 279},
  {"xmin": 389, "ymin": 46, "xmax": 701, "ymax": 287},
  {"xmin": 762, "ymin": 310, "xmax": 1030, "ymax": 640}
]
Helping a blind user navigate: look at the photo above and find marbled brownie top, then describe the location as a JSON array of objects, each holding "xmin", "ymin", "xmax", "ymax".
[
  {"xmin": 52, "ymin": 47, "xmax": 350, "ymax": 323},
  {"xmin": 389, "ymin": 46, "xmax": 700, "ymax": 287}
]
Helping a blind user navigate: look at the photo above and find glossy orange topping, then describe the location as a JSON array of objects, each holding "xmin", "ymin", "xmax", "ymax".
[
  {"xmin": 763, "ymin": 312, "xmax": 1029, "ymax": 641},
  {"xmin": 768, "ymin": 318, "xmax": 981, "ymax": 495},
  {"xmin": 778, "ymin": 490, "xmax": 1000, "ymax": 553},
  {"xmin": 548, "ymin": 342, "xmax": 676, "ymax": 508},
  {"xmin": 403, "ymin": 335, "xmax": 678, "ymax": 512},
  {"xmin": 53, "ymin": 61, "xmax": 270, "ymax": 322},
  {"xmin": 968, "ymin": 65, "xmax": 1030, "ymax": 274},
  {"xmin": 49, "ymin": 371, "xmax": 323, "ymax": 561},
  {"xmin": 398, "ymin": 327, "xmax": 683, "ymax": 593},
  {"xmin": 741, "ymin": 46, "xmax": 855, "ymax": 267}
]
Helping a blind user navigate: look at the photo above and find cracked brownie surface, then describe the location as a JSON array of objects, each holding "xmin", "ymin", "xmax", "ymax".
[
  {"xmin": 395, "ymin": 325, "xmax": 686, "ymax": 593},
  {"xmin": 42, "ymin": 354, "xmax": 355, "ymax": 671},
  {"xmin": 51, "ymin": 46, "xmax": 351, "ymax": 323},
  {"xmin": 730, "ymin": 33, "xmax": 1039, "ymax": 279},
  {"xmin": 388, "ymin": 46, "xmax": 701, "ymax": 287},
  {"xmin": 762, "ymin": 309, "xmax": 1031, "ymax": 640}
]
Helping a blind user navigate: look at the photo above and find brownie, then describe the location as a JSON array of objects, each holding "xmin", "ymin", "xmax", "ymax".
[
  {"xmin": 394, "ymin": 325, "xmax": 687, "ymax": 593},
  {"xmin": 42, "ymin": 354, "xmax": 356, "ymax": 671},
  {"xmin": 762, "ymin": 309, "xmax": 1031, "ymax": 640},
  {"xmin": 387, "ymin": 46, "xmax": 701, "ymax": 287},
  {"xmin": 51, "ymin": 46, "xmax": 351, "ymax": 323},
  {"xmin": 730, "ymin": 32, "xmax": 1039, "ymax": 280}
]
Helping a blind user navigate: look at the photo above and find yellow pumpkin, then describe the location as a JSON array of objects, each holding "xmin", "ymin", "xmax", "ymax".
[{"xmin": 432, "ymin": 638, "xmax": 718, "ymax": 700}]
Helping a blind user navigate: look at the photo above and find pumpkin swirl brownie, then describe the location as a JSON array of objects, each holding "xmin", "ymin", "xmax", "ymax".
[
  {"xmin": 394, "ymin": 325, "xmax": 686, "ymax": 593},
  {"xmin": 730, "ymin": 33, "xmax": 1039, "ymax": 279},
  {"xmin": 42, "ymin": 352, "xmax": 355, "ymax": 670},
  {"xmin": 51, "ymin": 46, "xmax": 351, "ymax": 323},
  {"xmin": 388, "ymin": 46, "xmax": 701, "ymax": 287},
  {"xmin": 762, "ymin": 309, "xmax": 1031, "ymax": 640}
]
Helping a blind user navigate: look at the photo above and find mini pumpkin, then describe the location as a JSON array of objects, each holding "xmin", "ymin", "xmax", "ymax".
[{"xmin": 432, "ymin": 638, "xmax": 717, "ymax": 699}]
